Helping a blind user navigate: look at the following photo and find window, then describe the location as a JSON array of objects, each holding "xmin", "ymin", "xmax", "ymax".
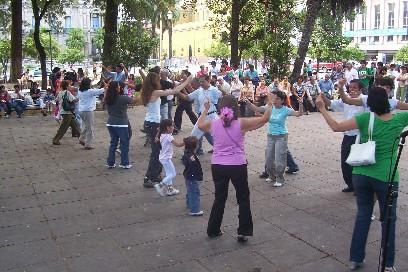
[
  {"xmin": 404, "ymin": 2, "xmax": 408, "ymax": 27},
  {"xmin": 350, "ymin": 21, "xmax": 354, "ymax": 31},
  {"xmin": 64, "ymin": 16, "xmax": 71, "ymax": 29},
  {"xmin": 373, "ymin": 36, "xmax": 379, "ymax": 42},
  {"xmin": 388, "ymin": 3, "xmax": 394, "ymax": 28},
  {"xmin": 91, "ymin": 14, "xmax": 100, "ymax": 29},
  {"xmin": 387, "ymin": 35, "xmax": 394, "ymax": 42},
  {"xmin": 374, "ymin": 5, "xmax": 380, "ymax": 29},
  {"xmin": 402, "ymin": 35, "xmax": 408, "ymax": 41},
  {"xmin": 360, "ymin": 37, "xmax": 366, "ymax": 42},
  {"xmin": 361, "ymin": 7, "xmax": 366, "ymax": 30}
]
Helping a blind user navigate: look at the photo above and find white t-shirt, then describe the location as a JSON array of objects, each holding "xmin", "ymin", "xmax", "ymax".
[
  {"xmin": 344, "ymin": 68, "xmax": 359, "ymax": 84},
  {"xmin": 361, "ymin": 95, "xmax": 398, "ymax": 112},
  {"xmin": 159, "ymin": 134, "xmax": 174, "ymax": 161},
  {"xmin": 330, "ymin": 96, "xmax": 364, "ymax": 136}
]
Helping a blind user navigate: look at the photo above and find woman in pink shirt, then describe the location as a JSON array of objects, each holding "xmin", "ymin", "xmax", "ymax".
[{"xmin": 198, "ymin": 95, "xmax": 272, "ymax": 242}]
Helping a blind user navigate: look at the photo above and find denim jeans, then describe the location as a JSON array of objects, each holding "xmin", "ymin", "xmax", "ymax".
[
  {"xmin": 197, "ymin": 132, "xmax": 214, "ymax": 153},
  {"xmin": 144, "ymin": 121, "xmax": 162, "ymax": 180},
  {"xmin": 159, "ymin": 159, "xmax": 176, "ymax": 186},
  {"xmin": 167, "ymin": 99, "xmax": 173, "ymax": 120},
  {"xmin": 160, "ymin": 103, "xmax": 168, "ymax": 121},
  {"xmin": 286, "ymin": 150, "xmax": 299, "ymax": 171},
  {"xmin": 350, "ymin": 174, "xmax": 398, "ymax": 267},
  {"xmin": 107, "ymin": 126, "xmax": 129, "ymax": 166},
  {"xmin": 11, "ymin": 100, "xmax": 27, "ymax": 116},
  {"xmin": 185, "ymin": 179, "xmax": 201, "ymax": 213},
  {"xmin": 265, "ymin": 134, "xmax": 288, "ymax": 183}
]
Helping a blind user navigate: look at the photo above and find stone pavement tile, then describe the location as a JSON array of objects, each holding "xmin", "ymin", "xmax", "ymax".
[
  {"xmin": 48, "ymin": 215, "xmax": 100, "ymax": 237},
  {"xmin": 0, "ymin": 239, "xmax": 59, "ymax": 271},
  {"xmin": 41, "ymin": 202, "xmax": 90, "ymax": 219},
  {"xmin": 0, "ymin": 207, "xmax": 45, "ymax": 227},
  {"xmin": 32, "ymin": 180, "xmax": 74, "ymax": 193},
  {"xmin": 0, "ymin": 221, "xmax": 50, "ymax": 247},
  {"xmin": 333, "ymin": 242, "xmax": 382, "ymax": 271},
  {"xmin": 36, "ymin": 189, "xmax": 82, "ymax": 205},
  {"xmin": 251, "ymin": 199, "xmax": 298, "ymax": 219},
  {"xmin": 291, "ymin": 256, "xmax": 347, "ymax": 272},
  {"xmin": 144, "ymin": 260, "xmax": 209, "ymax": 272},
  {"xmin": 5, "ymin": 259, "xmax": 67, "ymax": 272},
  {"xmin": 304, "ymin": 204, "xmax": 356, "ymax": 227},
  {"xmin": 123, "ymin": 233, "xmax": 242, "ymax": 271},
  {"xmin": 199, "ymin": 248, "xmax": 279, "ymax": 272},
  {"xmin": 0, "ymin": 195, "xmax": 39, "ymax": 211},
  {"xmin": 274, "ymin": 192, "xmax": 332, "ymax": 211},
  {"xmin": 0, "ymin": 185, "xmax": 35, "ymax": 198}
]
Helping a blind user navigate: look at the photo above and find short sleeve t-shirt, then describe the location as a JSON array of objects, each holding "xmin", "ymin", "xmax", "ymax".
[
  {"xmin": 267, "ymin": 106, "xmax": 293, "ymax": 135},
  {"xmin": 353, "ymin": 112, "xmax": 408, "ymax": 182},
  {"xmin": 57, "ymin": 90, "xmax": 76, "ymax": 115},
  {"xmin": 159, "ymin": 134, "xmax": 174, "ymax": 161},
  {"xmin": 188, "ymin": 86, "xmax": 222, "ymax": 114},
  {"xmin": 106, "ymin": 95, "xmax": 132, "ymax": 126},
  {"xmin": 358, "ymin": 67, "xmax": 373, "ymax": 88}
]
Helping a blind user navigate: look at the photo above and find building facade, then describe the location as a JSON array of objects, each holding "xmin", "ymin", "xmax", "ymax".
[
  {"xmin": 343, "ymin": 0, "xmax": 408, "ymax": 62},
  {"xmin": 161, "ymin": 0, "xmax": 214, "ymax": 62},
  {"xmin": 22, "ymin": 0, "xmax": 103, "ymax": 58}
]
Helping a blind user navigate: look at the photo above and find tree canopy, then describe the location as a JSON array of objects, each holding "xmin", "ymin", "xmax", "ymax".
[{"xmin": 395, "ymin": 45, "xmax": 408, "ymax": 63}]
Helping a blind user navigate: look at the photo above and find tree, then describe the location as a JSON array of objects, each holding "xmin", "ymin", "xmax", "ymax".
[
  {"xmin": 92, "ymin": 28, "xmax": 104, "ymax": 52},
  {"xmin": 395, "ymin": 45, "xmax": 408, "ymax": 63},
  {"xmin": 290, "ymin": 0, "xmax": 364, "ymax": 82},
  {"xmin": 204, "ymin": 41, "xmax": 230, "ymax": 58},
  {"xmin": 58, "ymin": 48, "xmax": 85, "ymax": 64},
  {"xmin": 102, "ymin": 0, "xmax": 119, "ymax": 65},
  {"xmin": 10, "ymin": 0, "xmax": 22, "ymax": 82},
  {"xmin": 23, "ymin": 29, "xmax": 60, "ymax": 59},
  {"xmin": 341, "ymin": 45, "xmax": 365, "ymax": 61},
  {"xmin": 0, "ymin": 39, "xmax": 11, "ymax": 81},
  {"xmin": 65, "ymin": 28, "xmax": 85, "ymax": 50}
]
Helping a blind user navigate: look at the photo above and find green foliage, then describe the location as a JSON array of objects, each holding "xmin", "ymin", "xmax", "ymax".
[
  {"xmin": 341, "ymin": 45, "xmax": 365, "ymax": 61},
  {"xmin": 92, "ymin": 28, "xmax": 104, "ymax": 50},
  {"xmin": 104, "ymin": 20, "xmax": 158, "ymax": 67},
  {"xmin": 204, "ymin": 41, "xmax": 230, "ymax": 58},
  {"xmin": 58, "ymin": 48, "xmax": 85, "ymax": 64},
  {"xmin": 0, "ymin": 39, "xmax": 11, "ymax": 67},
  {"xmin": 23, "ymin": 28, "xmax": 60, "ymax": 58},
  {"xmin": 0, "ymin": 0, "xmax": 11, "ymax": 34},
  {"xmin": 65, "ymin": 28, "xmax": 85, "ymax": 50},
  {"xmin": 395, "ymin": 45, "xmax": 408, "ymax": 63}
]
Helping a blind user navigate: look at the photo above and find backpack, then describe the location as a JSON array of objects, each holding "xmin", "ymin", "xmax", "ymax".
[{"xmin": 62, "ymin": 91, "xmax": 75, "ymax": 113}]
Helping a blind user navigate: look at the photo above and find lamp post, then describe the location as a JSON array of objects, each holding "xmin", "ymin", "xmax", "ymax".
[
  {"xmin": 167, "ymin": 11, "xmax": 173, "ymax": 60},
  {"xmin": 45, "ymin": 29, "xmax": 53, "ymax": 72}
]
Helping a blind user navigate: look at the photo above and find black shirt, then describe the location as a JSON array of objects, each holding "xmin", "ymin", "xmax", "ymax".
[
  {"xmin": 160, "ymin": 80, "xmax": 175, "ymax": 105},
  {"xmin": 182, "ymin": 151, "xmax": 203, "ymax": 181}
]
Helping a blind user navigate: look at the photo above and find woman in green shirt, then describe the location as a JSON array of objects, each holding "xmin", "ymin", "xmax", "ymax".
[{"xmin": 315, "ymin": 87, "xmax": 408, "ymax": 272}]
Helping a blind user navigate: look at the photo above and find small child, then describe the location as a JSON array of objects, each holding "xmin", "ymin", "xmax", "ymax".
[
  {"xmin": 182, "ymin": 136, "xmax": 203, "ymax": 216},
  {"xmin": 154, "ymin": 119, "xmax": 184, "ymax": 196},
  {"xmin": 42, "ymin": 88, "xmax": 55, "ymax": 116}
]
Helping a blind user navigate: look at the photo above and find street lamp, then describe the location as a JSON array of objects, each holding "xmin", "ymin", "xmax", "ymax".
[
  {"xmin": 45, "ymin": 29, "xmax": 53, "ymax": 72},
  {"xmin": 167, "ymin": 11, "xmax": 173, "ymax": 60}
]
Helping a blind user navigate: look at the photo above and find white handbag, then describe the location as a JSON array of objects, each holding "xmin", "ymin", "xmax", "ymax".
[{"xmin": 346, "ymin": 112, "xmax": 376, "ymax": 166}]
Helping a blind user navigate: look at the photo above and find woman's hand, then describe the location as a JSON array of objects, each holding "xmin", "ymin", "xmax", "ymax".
[
  {"xmin": 204, "ymin": 100, "xmax": 210, "ymax": 111},
  {"xmin": 338, "ymin": 78, "xmax": 347, "ymax": 87},
  {"xmin": 266, "ymin": 93, "xmax": 273, "ymax": 106}
]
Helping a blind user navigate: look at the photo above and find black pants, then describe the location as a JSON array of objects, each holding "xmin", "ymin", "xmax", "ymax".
[
  {"xmin": 207, "ymin": 164, "xmax": 253, "ymax": 236},
  {"xmin": 144, "ymin": 121, "xmax": 162, "ymax": 180},
  {"xmin": 341, "ymin": 135, "xmax": 356, "ymax": 189},
  {"xmin": 173, "ymin": 100, "xmax": 197, "ymax": 130},
  {"xmin": 53, "ymin": 114, "xmax": 80, "ymax": 144},
  {"xmin": 290, "ymin": 95, "xmax": 310, "ymax": 111}
]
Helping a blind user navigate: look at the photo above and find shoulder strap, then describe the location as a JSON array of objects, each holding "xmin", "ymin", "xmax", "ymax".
[{"xmin": 368, "ymin": 112, "xmax": 375, "ymax": 141}]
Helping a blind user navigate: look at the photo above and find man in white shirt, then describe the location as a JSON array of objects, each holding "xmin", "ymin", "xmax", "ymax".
[
  {"xmin": 344, "ymin": 62, "xmax": 359, "ymax": 85},
  {"xmin": 387, "ymin": 63, "xmax": 400, "ymax": 97},
  {"xmin": 216, "ymin": 76, "xmax": 231, "ymax": 95}
]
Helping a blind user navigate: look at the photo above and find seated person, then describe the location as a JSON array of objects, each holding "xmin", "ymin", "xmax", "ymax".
[
  {"xmin": 10, "ymin": 85, "xmax": 27, "ymax": 118},
  {"xmin": 0, "ymin": 85, "xmax": 12, "ymax": 118},
  {"xmin": 42, "ymin": 88, "xmax": 55, "ymax": 116}
]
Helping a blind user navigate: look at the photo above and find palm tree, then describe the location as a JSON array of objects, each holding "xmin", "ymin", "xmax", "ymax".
[{"xmin": 290, "ymin": 0, "xmax": 363, "ymax": 82}]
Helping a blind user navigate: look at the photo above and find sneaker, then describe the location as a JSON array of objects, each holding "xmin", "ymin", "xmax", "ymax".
[
  {"xmin": 143, "ymin": 177, "xmax": 156, "ymax": 188},
  {"xmin": 52, "ymin": 141, "xmax": 61, "ymax": 145},
  {"xmin": 384, "ymin": 267, "xmax": 397, "ymax": 272},
  {"xmin": 166, "ymin": 186, "xmax": 180, "ymax": 196},
  {"xmin": 208, "ymin": 150, "xmax": 213, "ymax": 154},
  {"xmin": 154, "ymin": 183, "xmax": 166, "ymax": 197},
  {"xmin": 208, "ymin": 231, "xmax": 223, "ymax": 238},
  {"xmin": 119, "ymin": 164, "xmax": 132, "ymax": 169},
  {"xmin": 116, "ymin": 149, "xmax": 121, "ymax": 155},
  {"xmin": 237, "ymin": 235, "xmax": 248, "ymax": 243},
  {"xmin": 342, "ymin": 187, "xmax": 354, "ymax": 193},
  {"xmin": 285, "ymin": 169, "xmax": 299, "ymax": 174},
  {"xmin": 371, "ymin": 214, "xmax": 376, "ymax": 221},
  {"xmin": 349, "ymin": 261, "xmax": 364, "ymax": 270},
  {"xmin": 79, "ymin": 140, "xmax": 85, "ymax": 146},
  {"xmin": 265, "ymin": 177, "xmax": 274, "ymax": 183},
  {"xmin": 106, "ymin": 164, "xmax": 116, "ymax": 169},
  {"xmin": 189, "ymin": 211, "xmax": 204, "ymax": 216},
  {"xmin": 4, "ymin": 114, "xmax": 9, "ymax": 119},
  {"xmin": 273, "ymin": 181, "xmax": 283, "ymax": 187},
  {"xmin": 259, "ymin": 172, "xmax": 268, "ymax": 179}
]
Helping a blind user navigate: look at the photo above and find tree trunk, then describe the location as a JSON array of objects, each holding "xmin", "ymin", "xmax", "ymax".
[
  {"xmin": 230, "ymin": 0, "xmax": 240, "ymax": 66},
  {"xmin": 10, "ymin": 0, "xmax": 22, "ymax": 83},
  {"xmin": 289, "ymin": 0, "xmax": 322, "ymax": 83},
  {"xmin": 102, "ymin": 0, "xmax": 118, "ymax": 65},
  {"xmin": 168, "ymin": 21, "xmax": 173, "ymax": 59},
  {"xmin": 33, "ymin": 19, "xmax": 47, "ymax": 90},
  {"xmin": 151, "ymin": 12, "xmax": 159, "ymax": 59}
]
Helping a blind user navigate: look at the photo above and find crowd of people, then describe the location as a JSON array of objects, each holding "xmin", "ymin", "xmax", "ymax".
[{"xmin": 1, "ymin": 58, "xmax": 408, "ymax": 272}]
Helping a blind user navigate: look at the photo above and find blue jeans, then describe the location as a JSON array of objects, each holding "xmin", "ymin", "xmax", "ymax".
[
  {"xmin": 107, "ymin": 126, "xmax": 129, "ymax": 166},
  {"xmin": 287, "ymin": 150, "xmax": 299, "ymax": 171},
  {"xmin": 185, "ymin": 179, "xmax": 201, "ymax": 213},
  {"xmin": 159, "ymin": 159, "xmax": 176, "ymax": 186},
  {"xmin": 350, "ymin": 174, "xmax": 398, "ymax": 267},
  {"xmin": 197, "ymin": 132, "xmax": 214, "ymax": 153},
  {"xmin": 11, "ymin": 100, "xmax": 27, "ymax": 116}
]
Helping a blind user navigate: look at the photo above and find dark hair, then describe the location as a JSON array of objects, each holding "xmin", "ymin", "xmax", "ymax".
[
  {"xmin": 105, "ymin": 81, "xmax": 119, "ymax": 105},
  {"xmin": 52, "ymin": 67, "xmax": 60, "ymax": 73},
  {"xmin": 248, "ymin": 64, "xmax": 254, "ymax": 69},
  {"xmin": 375, "ymin": 77, "xmax": 394, "ymax": 89},
  {"xmin": 360, "ymin": 60, "xmax": 367, "ymax": 64},
  {"xmin": 158, "ymin": 119, "xmax": 173, "ymax": 140},
  {"xmin": 119, "ymin": 81, "xmax": 126, "ymax": 95},
  {"xmin": 183, "ymin": 136, "xmax": 198, "ymax": 152},
  {"xmin": 377, "ymin": 62, "xmax": 384, "ymax": 67},
  {"xmin": 0, "ymin": 85, "xmax": 5, "ymax": 91},
  {"xmin": 217, "ymin": 95, "xmax": 239, "ymax": 126},
  {"xmin": 61, "ymin": 80, "xmax": 70, "ymax": 90},
  {"xmin": 181, "ymin": 69, "xmax": 191, "ymax": 77},
  {"xmin": 199, "ymin": 74, "xmax": 211, "ymax": 82},
  {"xmin": 349, "ymin": 79, "xmax": 364, "ymax": 90},
  {"xmin": 141, "ymin": 72, "xmax": 161, "ymax": 106},
  {"xmin": 79, "ymin": 78, "xmax": 91, "ymax": 91},
  {"xmin": 367, "ymin": 87, "xmax": 390, "ymax": 115},
  {"xmin": 272, "ymin": 90, "xmax": 288, "ymax": 106},
  {"xmin": 13, "ymin": 84, "xmax": 20, "ymax": 89},
  {"xmin": 149, "ymin": 66, "xmax": 161, "ymax": 74},
  {"xmin": 210, "ymin": 61, "xmax": 216, "ymax": 66},
  {"xmin": 297, "ymin": 76, "xmax": 303, "ymax": 82}
]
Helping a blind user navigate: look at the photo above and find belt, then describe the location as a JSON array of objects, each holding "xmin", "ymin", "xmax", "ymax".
[{"xmin": 207, "ymin": 111, "xmax": 216, "ymax": 115}]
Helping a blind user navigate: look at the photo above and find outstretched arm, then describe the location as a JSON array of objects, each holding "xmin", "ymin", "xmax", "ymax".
[
  {"xmin": 153, "ymin": 76, "xmax": 194, "ymax": 98},
  {"xmin": 197, "ymin": 101, "xmax": 212, "ymax": 132},
  {"xmin": 240, "ymin": 104, "xmax": 272, "ymax": 133},
  {"xmin": 290, "ymin": 97, "xmax": 303, "ymax": 117},
  {"xmin": 172, "ymin": 139, "xmax": 185, "ymax": 147},
  {"xmin": 337, "ymin": 78, "xmax": 363, "ymax": 106}
]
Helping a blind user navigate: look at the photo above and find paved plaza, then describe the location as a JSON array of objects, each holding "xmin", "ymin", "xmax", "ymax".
[{"xmin": 1, "ymin": 109, "xmax": 408, "ymax": 272}]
